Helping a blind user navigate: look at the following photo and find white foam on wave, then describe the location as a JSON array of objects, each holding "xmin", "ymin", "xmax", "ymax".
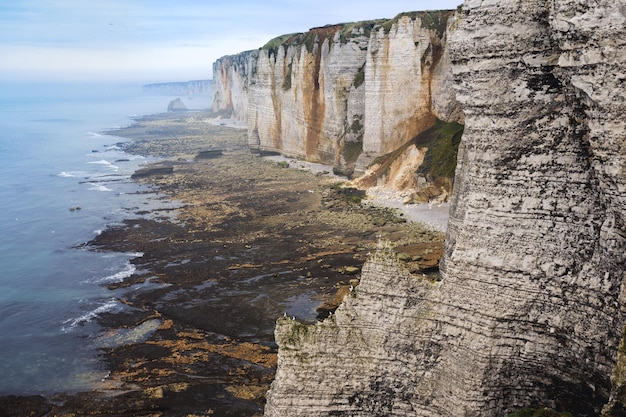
[
  {"xmin": 57, "ymin": 170, "xmax": 88, "ymax": 178},
  {"xmin": 88, "ymin": 131, "xmax": 102, "ymax": 137},
  {"xmin": 87, "ymin": 160, "xmax": 119, "ymax": 171},
  {"xmin": 101, "ymin": 252, "xmax": 144, "ymax": 259},
  {"xmin": 61, "ymin": 298, "xmax": 118, "ymax": 332},
  {"xmin": 88, "ymin": 183, "xmax": 114, "ymax": 192},
  {"xmin": 97, "ymin": 261, "xmax": 137, "ymax": 283}
]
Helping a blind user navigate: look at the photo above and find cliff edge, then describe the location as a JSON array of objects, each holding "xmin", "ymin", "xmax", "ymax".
[{"xmin": 264, "ymin": 1, "xmax": 626, "ymax": 416}]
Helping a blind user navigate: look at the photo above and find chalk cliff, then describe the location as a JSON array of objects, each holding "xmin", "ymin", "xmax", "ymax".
[
  {"xmin": 142, "ymin": 80, "xmax": 212, "ymax": 96},
  {"xmin": 264, "ymin": 1, "xmax": 626, "ymax": 416},
  {"xmin": 212, "ymin": 12, "xmax": 462, "ymax": 199}
]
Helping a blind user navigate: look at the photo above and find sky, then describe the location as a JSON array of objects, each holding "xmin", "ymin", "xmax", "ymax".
[{"xmin": 0, "ymin": 1, "xmax": 462, "ymax": 84}]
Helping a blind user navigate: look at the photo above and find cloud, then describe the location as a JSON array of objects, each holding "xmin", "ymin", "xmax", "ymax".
[{"xmin": 0, "ymin": 0, "xmax": 461, "ymax": 82}]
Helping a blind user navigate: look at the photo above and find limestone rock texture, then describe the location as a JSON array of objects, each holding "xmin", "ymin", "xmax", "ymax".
[
  {"xmin": 212, "ymin": 50, "xmax": 258, "ymax": 123},
  {"xmin": 263, "ymin": 1, "xmax": 626, "ymax": 416},
  {"xmin": 212, "ymin": 12, "xmax": 462, "ymax": 185}
]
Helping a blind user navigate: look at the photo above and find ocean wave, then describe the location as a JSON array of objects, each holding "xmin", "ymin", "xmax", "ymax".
[
  {"xmin": 88, "ymin": 183, "xmax": 113, "ymax": 192},
  {"xmin": 97, "ymin": 261, "xmax": 137, "ymax": 283},
  {"xmin": 88, "ymin": 131, "xmax": 102, "ymax": 137},
  {"xmin": 61, "ymin": 298, "xmax": 118, "ymax": 332},
  {"xmin": 57, "ymin": 170, "xmax": 88, "ymax": 178},
  {"xmin": 100, "ymin": 252, "xmax": 144, "ymax": 259},
  {"xmin": 87, "ymin": 160, "xmax": 119, "ymax": 170}
]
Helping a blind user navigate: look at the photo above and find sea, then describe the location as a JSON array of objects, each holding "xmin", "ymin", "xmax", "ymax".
[{"xmin": 0, "ymin": 82, "xmax": 211, "ymax": 395}]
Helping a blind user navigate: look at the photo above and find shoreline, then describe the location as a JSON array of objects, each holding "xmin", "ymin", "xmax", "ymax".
[
  {"xmin": 261, "ymin": 156, "xmax": 450, "ymax": 232},
  {"xmin": 201, "ymin": 114, "xmax": 450, "ymax": 232},
  {"xmin": 1, "ymin": 111, "xmax": 446, "ymax": 416}
]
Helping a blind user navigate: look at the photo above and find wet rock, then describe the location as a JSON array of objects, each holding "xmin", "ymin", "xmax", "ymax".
[
  {"xmin": 131, "ymin": 163, "xmax": 174, "ymax": 179},
  {"xmin": 195, "ymin": 149, "xmax": 223, "ymax": 159},
  {"xmin": 0, "ymin": 395, "xmax": 51, "ymax": 417}
]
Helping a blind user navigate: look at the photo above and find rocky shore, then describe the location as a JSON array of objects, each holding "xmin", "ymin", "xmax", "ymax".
[{"xmin": 0, "ymin": 111, "xmax": 444, "ymax": 417}]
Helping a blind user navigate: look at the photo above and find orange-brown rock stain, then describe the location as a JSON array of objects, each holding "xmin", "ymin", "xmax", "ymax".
[{"xmin": 304, "ymin": 44, "xmax": 326, "ymax": 160}]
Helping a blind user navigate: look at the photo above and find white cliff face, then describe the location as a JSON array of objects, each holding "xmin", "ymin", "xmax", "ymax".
[
  {"xmin": 212, "ymin": 12, "xmax": 462, "ymax": 182},
  {"xmin": 143, "ymin": 80, "xmax": 212, "ymax": 96},
  {"xmin": 263, "ymin": 1, "xmax": 626, "ymax": 416},
  {"xmin": 247, "ymin": 27, "xmax": 370, "ymax": 165},
  {"xmin": 361, "ymin": 16, "xmax": 445, "ymax": 160},
  {"xmin": 212, "ymin": 51, "xmax": 257, "ymax": 123}
]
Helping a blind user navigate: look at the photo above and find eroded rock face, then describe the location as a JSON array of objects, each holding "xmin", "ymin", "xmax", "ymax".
[
  {"xmin": 212, "ymin": 12, "xmax": 462, "ymax": 181},
  {"xmin": 264, "ymin": 1, "xmax": 626, "ymax": 416},
  {"xmin": 212, "ymin": 50, "xmax": 258, "ymax": 123},
  {"xmin": 441, "ymin": 0, "xmax": 626, "ymax": 413},
  {"xmin": 265, "ymin": 244, "xmax": 441, "ymax": 417}
]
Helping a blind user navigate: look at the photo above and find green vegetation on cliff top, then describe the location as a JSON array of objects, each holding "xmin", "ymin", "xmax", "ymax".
[
  {"xmin": 382, "ymin": 10, "xmax": 454, "ymax": 36},
  {"xmin": 262, "ymin": 33, "xmax": 301, "ymax": 56},
  {"xmin": 260, "ymin": 10, "xmax": 454, "ymax": 57}
]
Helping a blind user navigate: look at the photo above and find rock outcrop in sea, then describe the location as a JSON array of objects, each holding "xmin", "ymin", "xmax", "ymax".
[
  {"xmin": 233, "ymin": 0, "xmax": 624, "ymax": 415},
  {"xmin": 212, "ymin": 11, "xmax": 463, "ymax": 203},
  {"xmin": 167, "ymin": 98, "xmax": 188, "ymax": 112}
]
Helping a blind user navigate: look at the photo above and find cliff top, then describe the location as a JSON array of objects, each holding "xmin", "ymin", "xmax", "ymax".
[{"xmin": 261, "ymin": 9, "xmax": 455, "ymax": 56}]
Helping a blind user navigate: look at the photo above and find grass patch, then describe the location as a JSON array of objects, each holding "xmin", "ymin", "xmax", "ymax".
[
  {"xmin": 282, "ymin": 63, "xmax": 293, "ymax": 90},
  {"xmin": 353, "ymin": 63, "xmax": 366, "ymax": 89},
  {"xmin": 382, "ymin": 10, "xmax": 454, "ymax": 37},
  {"xmin": 261, "ymin": 18, "xmax": 380, "ymax": 59},
  {"xmin": 343, "ymin": 140, "xmax": 363, "ymax": 164},
  {"xmin": 339, "ymin": 20, "xmax": 384, "ymax": 43},
  {"xmin": 415, "ymin": 118, "xmax": 464, "ymax": 179},
  {"xmin": 330, "ymin": 183, "xmax": 366, "ymax": 205},
  {"xmin": 349, "ymin": 116, "xmax": 363, "ymax": 136},
  {"xmin": 269, "ymin": 25, "xmax": 344, "ymax": 54},
  {"xmin": 280, "ymin": 320, "xmax": 311, "ymax": 348},
  {"xmin": 262, "ymin": 33, "xmax": 301, "ymax": 57},
  {"xmin": 364, "ymin": 118, "xmax": 463, "ymax": 185}
]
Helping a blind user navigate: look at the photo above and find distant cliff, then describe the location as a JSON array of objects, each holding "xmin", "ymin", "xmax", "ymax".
[
  {"xmin": 263, "ymin": 1, "xmax": 626, "ymax": 416},
  {"xmin": 143, "ymin": 80, "xmax": 212, "ymax": 96},
  {"xmin": 212, "ymin": 12, "xmax": 463, "ymax": 202}
]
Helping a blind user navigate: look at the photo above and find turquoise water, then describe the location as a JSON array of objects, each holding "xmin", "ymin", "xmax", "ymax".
[{"xmin": 0, "ymin": 83, "xmax": 210, "ymax": 395}]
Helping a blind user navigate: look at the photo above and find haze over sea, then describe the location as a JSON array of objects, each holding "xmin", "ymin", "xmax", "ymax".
[{"xmin": 0, "ymin": 83, "xmax": 210, "ymax": 395}]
